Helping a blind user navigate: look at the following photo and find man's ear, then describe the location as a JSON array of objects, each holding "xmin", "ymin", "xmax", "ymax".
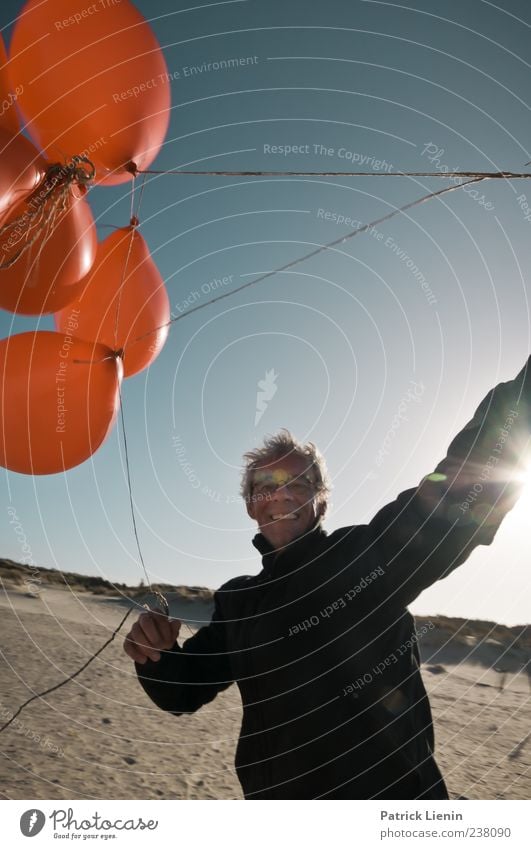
[
  {"xmin": 316, "ymin": 498, "xmax": 326, "ymax": 521},
  {"xmin": 246, "ymin": 498, "xmax": 256, "ymax": 520}
]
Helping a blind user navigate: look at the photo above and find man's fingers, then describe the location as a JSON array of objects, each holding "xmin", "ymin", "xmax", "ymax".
[
  {"xmin": 123, "ymin": 621, "xmax": 160, "ymax": 662},
  {"xmin": 123, "ymin": 635, "xmax": 156, "ymax": 664},
  {"xmin": 153, "ymin": 612, "xmax": 180, "ymax": 646},
  {"xmin": 125, "ymin": 643, "xmax": 149, "ymax": 664},
  {"xmin": 138, "ymin": 612, "xmax": 175, "ymax": 650},
  {"xmin": 123, "ymin": 613, "xmax": 181, "ymax": 664},
  {"xmin": 144, "ymin": 611, "xmax": 181, "ymax": 646}
]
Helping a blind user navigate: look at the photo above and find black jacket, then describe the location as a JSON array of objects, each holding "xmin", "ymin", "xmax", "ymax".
[{"xmin": 137, "ymin": 358, "xmax": 531, "ymax": 799}]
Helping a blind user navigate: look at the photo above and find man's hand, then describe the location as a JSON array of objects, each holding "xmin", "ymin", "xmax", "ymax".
[{"xmin": 123, "ymin": 611, "xmax": 181, "ymax": 665}]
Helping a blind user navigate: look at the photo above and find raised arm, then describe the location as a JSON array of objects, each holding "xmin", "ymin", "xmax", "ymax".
[
  {"xmin": 353, "ymin": 356, "xmax": 531, "ymax": 610},
  {"xmin": 130, "ymin": 591, "xmax": 234, "ymax": 715}
]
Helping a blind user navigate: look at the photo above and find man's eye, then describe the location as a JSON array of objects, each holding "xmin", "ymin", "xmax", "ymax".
[{"xmin": 254, "ymin": 486, "xmax": 274, "ymax": 497}]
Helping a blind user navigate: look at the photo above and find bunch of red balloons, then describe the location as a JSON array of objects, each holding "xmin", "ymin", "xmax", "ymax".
[{"xmin": 0, "ymin": 0, "xmax": 171, "ymax": 475}]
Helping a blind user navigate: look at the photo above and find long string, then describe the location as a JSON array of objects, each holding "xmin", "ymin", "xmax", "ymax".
[
  {"xmin": 117, "ymin": 382, "xmax": 153, "ymax": 594},
  {"xmin": 112, "ymin": 181, "xmax": 136, "ymax": 353},
  {"xmin": 0, "ymin": 607, "xmax": 132, "ymax": 734},
  {"xmin": 139, "ymin": 169, "xmax": 531, "ymax": 178},
  {"xmin": 128, "ymin": 174, "xmax": 489, "ymax": 349},
  {"xmin": 134, "ymin": 171, "xmax": 147, "ymax": 220},
  {"xmin": 114, "ymin": 173, "xmax": 192, "ymax": 625}
]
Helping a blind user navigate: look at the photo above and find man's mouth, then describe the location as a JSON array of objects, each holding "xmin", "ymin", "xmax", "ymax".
[{"xmin": 270, "ymin": 512, "xmax": 299, "ymax": 521}]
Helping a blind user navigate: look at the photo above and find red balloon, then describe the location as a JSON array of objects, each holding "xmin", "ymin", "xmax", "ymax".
[
  {"xmin": 0, "ymin": 331, "xmax": 122, "ymax": 475},
  {"xmin": 0, "ymin": 128, "xmax": 46, "ymax": 217},
  {"xmin": 0, "ymin": 32, "xmax": 20, "ymax": 136},
  {"xmin": 0, "ymin": 183, "xmax": 97, "ymax": 314},
  {"xmin": 55, "ymin": 226, "xmax": 170, "ymax": 377},
  {"xmin": 9, "ymin": 0, "xmax": 170, "ymax": 185}
]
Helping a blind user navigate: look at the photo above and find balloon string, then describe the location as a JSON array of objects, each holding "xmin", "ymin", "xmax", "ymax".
[
  {"xmin": 0, "ymin": 186, "xmax": 68, "ymax": 270},
  {"xmin": 111, "ymin": 177, "xmax": 177, "ymax": 612},
  {"xmin": 113, "ymin": 176, "xmax": 194, "ymax": 633},
  {"xmin": 117, "ymin": 380, "xmax": 158, "ymax": 597},
  {"xmin": 125, "ymin": 174, "xmax": 488, "ymax": 351},
  {"xmin": 116, "ymin": 388, "xmax": 192, "ymax": 626},
  {"xmin": 134, "ymin": 172, "xmax": 147, "ymax": 221},
  {"xmin": 112, "ymin": 181, "xmax": 136, "ymax": 354},
  {"xmin": 0, "ymin": 157, "xmax": 95, "ymax": 270},
  {"xmin": 139, "ymin": 168, "xmax": 531, "ymax": 178}
]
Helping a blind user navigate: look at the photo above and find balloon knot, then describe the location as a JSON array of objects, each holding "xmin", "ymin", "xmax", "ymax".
[
  {"xmin": 113, "ymin": 348, "xmax": 125, "ymax": 360},
  {"xmin": 130, "ymin": 216, "xmax": 140, "ymax": 227},
  {"xmin": 124, "ymin": 161, "xmax": 138, "ymax": 177}
]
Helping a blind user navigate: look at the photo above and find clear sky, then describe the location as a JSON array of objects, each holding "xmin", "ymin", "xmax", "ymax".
[{"xmin": 1, "ymin": 0, "xmax": 531, "ymax": 625}]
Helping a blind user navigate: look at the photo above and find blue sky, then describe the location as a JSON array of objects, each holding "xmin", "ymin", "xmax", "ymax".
[{"xmin": 1, "ymin": 0, "xmax": 531, "ymax": 625}]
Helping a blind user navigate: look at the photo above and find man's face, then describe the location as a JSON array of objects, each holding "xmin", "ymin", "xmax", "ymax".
[{"xmin": 246, "ymin": 455, "xmax": 320, "ymax": 549}]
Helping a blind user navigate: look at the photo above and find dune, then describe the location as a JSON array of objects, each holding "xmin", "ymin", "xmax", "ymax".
[{"xmin": 0, "ymin": 564, "xmax": 529, "ymax": 800}]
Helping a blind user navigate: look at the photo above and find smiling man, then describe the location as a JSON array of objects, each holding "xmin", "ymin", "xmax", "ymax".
[
  {"xmin": 125, "ymin": 358, "xmax": 531, "ymax": 799},
  {"xmin": 245, "ymin": 452, "xmax": 327, "ymax": 548}
]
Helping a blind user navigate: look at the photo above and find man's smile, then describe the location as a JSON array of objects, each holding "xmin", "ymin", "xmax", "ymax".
[{"xmin": 270, "ymin": 512, "xmax": 299, "ymax": 520}]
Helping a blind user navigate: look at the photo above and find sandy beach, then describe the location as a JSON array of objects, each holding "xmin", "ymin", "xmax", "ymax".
[{"xmin": 0, "ymin": 583, "xmax": 529, "ymax": 800}]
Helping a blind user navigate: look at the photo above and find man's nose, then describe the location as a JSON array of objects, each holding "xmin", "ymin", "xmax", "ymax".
[{"xmin": 270, "ymin": 484, "xmax": 294, "ymax": 501}]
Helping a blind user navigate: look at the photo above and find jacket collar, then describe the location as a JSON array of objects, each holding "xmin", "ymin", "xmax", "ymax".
[{"xmin": 252, "ymin": 520, "xmax": 327, "ymax": 576}]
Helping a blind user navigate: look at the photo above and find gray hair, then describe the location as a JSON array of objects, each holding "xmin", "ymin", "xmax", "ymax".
[{"xmin": 240, "ymin": 428, "xmax": 331, "ymax": 518}]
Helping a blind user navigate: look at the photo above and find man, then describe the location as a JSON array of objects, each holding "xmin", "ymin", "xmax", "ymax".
[{"xmin": 124, "ymin": 358, "xmax": 531, "ymax": 799}]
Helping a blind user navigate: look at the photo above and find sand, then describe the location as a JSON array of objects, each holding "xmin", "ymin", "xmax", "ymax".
[{"xmin": 0, "ymin": 585, "xmax": 529, "ymax": 800}]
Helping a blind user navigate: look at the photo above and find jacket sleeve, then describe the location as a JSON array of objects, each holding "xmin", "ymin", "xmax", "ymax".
[
  {"xmin": 354, "ymin": 356, "xmax": 531, "ymax": 610},
  {"xmin": 135, "ymin": 588, "xmax": 234, "ymax": 715}
]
